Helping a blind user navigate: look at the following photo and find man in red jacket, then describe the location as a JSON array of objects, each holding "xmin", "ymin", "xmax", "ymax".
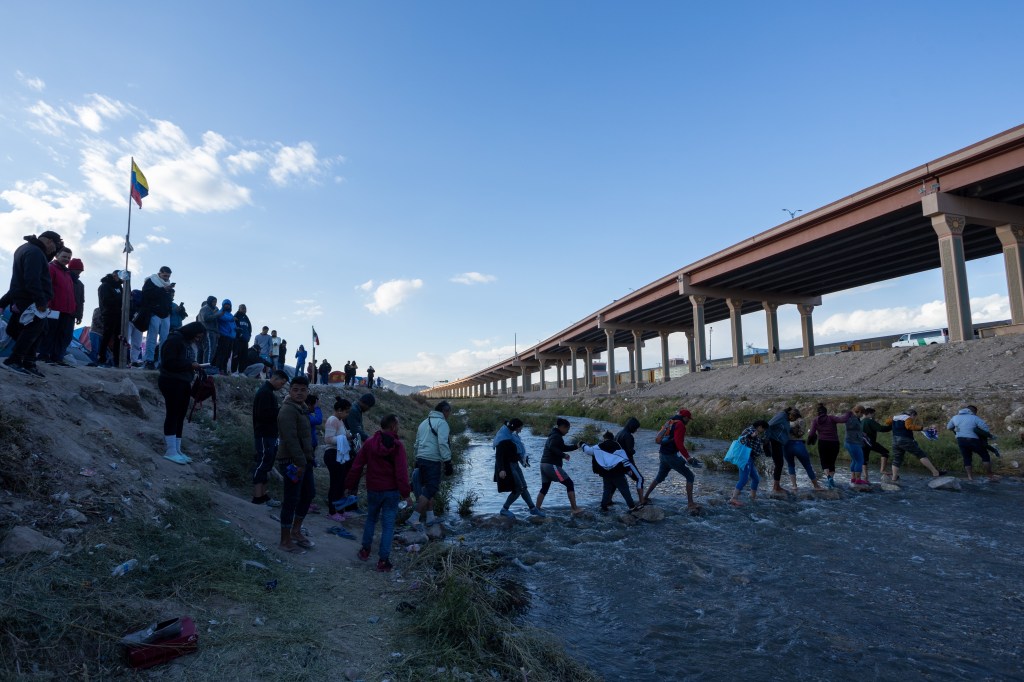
[
  {"xmin": 345, "ymin": 413, "xmax": 413, "ymax": 572},
  {"xmin": 39, "ymin": 246, "xmax": 77, "ymax": 366}
]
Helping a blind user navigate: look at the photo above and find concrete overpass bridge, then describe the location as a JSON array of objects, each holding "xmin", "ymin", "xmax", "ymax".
[{"xmin": 423, "ymin": 124, "xmax": 1024, "ymax": 399}]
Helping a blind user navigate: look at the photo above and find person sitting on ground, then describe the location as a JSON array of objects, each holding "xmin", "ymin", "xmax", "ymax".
[
  {"xmin": 324, "ymin": 397, "xmax": 356, "ymax": 520},
  {"xmin": 345, "ymin": 413, "xmax": 412, "ymax": 573},
  {"xmin": 886, "ymin": 408, "xmax": 946, "ymax": 482},
  {"xmin": 410, "ymin": 401, "xmax": 453, "ymax": 530},
  {"xmin": 243, "ymin": 344, "xmax": 273, "ymax": 378},
  {"xmin": 785, "ymin": 416, "xmax": 823, "ymax": 491},
  {"xmin": 535, "ymin": 417, "xmax": 582, "ymax": 514},
  {"xmin": 946, "ymin": 406, "xmax": 997, "ymax": 481},
  {"xmin": 157, "ymin": 321, "xmax": 204, "ymax": 465},
  {"xmin": 641, "ymin": 408, "xmax": 702, "ymax": 511},
  {"xmin": 276, "ymin": 375, "xmax": 315, "ymax": 553},
  {"xmin": 251, "ymin": 369, "xmax": 289, "ymax": 506},
  {"xmin": 730, "ymin": 420, "xmax": 769, "ymax": 507},
  {"xmin": 493, "ymin": 418, "xmax": 544, "ymax": 519},
  {"xmin": 807, "ymin": 403, "xmax": 850, "ymax": 489},
  {"xmin": 582, "ymin": 431, "xmax": 643, "ymax": 513}
]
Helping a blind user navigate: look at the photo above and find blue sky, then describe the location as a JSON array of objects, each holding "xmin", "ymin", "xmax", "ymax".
[{"xmin": 1, "ymin": 2, "xmax": 1021, "ymax": 386}]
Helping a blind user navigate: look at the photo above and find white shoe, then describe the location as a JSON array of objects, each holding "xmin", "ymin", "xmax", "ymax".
[{"xmin": 175, "ymin": 438, "xmax": 193, "ymax": 463}]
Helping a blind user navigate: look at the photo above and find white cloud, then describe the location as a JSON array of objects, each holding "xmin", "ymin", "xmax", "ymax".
[
  {"xmin": 363, "ymin": 278, "xmax": 423, "ymax": 315},
  {"xmin": 356, "ymin": 279, "xmax": 374, "ymax": 292},
  {"xmin": 26, "ymin": 101, "xmax": 77, "ymax": 136},
  {"xmin": 83, "ymin": 233, "xmax": 145, "ymax": 278},
  {"xmin": 80, "ymin": 123, "xmax": 252, "ymax": 213},
  {"xmin": 16, "ymin": 71, "xmax": 45, "ymax": 92},
  {"xmin": 269, "ymin": 141, "xmax": 318, "ymax": 186},
  {"xmin": 146, "ymin": 235, "xmax": 171, "ymax": 244},
  {"xmin": 226, "ymin": 150, "xmax": 265, "ymax": 175},
  {"xmin": 0, "ymin": 180, "xmax": 90, "ymax": 258},
  {"xmin": 470, "ymin": 338, "xmax": 492, "ymax": 347},
  {"xmin": 381, "ymin": 343, "xmax": 516, "ymax": 386},
  {"xmin": 451, "ymin": 271, "xmax": 496, "ymax": 285},
  {"xmin": 797, "ymin": 295, "xmax": 1011, "ymax": 340},
  {"xmin": 74, "ymin": 94, "xmax": 129, "ymax": 133}
]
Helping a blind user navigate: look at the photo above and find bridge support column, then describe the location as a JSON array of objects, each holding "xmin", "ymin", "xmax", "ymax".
[
  {"xmin": 501, "ymin": 378, "xmax": 507, "ymax": 395},
  {"xmin": 626, "ymin": 344, "xmax": 636, "ymax": 385},
  {"xmin": 521, "ymin": 366, "xmax": 530, "ymax": 393},
  {"xmin": 570, "ymin": 347, "xmax": 579, "ymax": 394},
  {"xmin": 726, "ymin": 298, "xmax": 744, "ymax": 366},
  {"xmin": 632, "ymin": 330, "xmax": 644, "ymax": 386},
  {"xmin": 689, "ymin": 295, "xmax": 707, "ymax": 369},
  {"xmin": 931, "ymin": 214, "xmax": 973, "ymax": 341},
  {"xmin": 510, "ymin": 376, "xmax": 517, "ymax": 394},
  {"xmin": 684, "ymin": 329, "xmax": 696, "ymax": 372},
  {"xmin": 997, "ymin": 224, "xmax": 1024, "ymax": 325},
  {"xmin": 763, "ymin": 302, "xmax": 780, "ymax": 362},
  {"xmin": 538, "ymin": 360, "xmax": 547, "ymax": 391},
  {"xmin": 660, "ymin": 332, "xmax": 671, "ymax": 382},
  {"xmin": 605, "ymin": 329, "xmax": 617, "ymax": 395},
  {"xmin": 585, "ymin": 348, "xmax": 594, "ymax": 389},
  {"xmin": 798, "ymin": 304, "xmax": 816, "ymax": 357}
]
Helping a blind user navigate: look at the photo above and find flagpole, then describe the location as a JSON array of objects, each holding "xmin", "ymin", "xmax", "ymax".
[
  {"xmin": 119, "ymin": 157, "xmax": 135, "ymax": 368},
  {"xmin": 311, "ymin": 327, "xmax": 316, "ymax": 380}
]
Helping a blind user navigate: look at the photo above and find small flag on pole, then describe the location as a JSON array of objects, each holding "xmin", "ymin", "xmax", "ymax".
[
  {"xmin": 130, "ymin": 160, "xmax": 149, "ymax": 208},
  {"xmin": 312, "ymin": 327, "xmax": 320, "ymax": 346},
  {"xmin": 123, "ymin": 236, "xmax": 134, "ymax": 254}
]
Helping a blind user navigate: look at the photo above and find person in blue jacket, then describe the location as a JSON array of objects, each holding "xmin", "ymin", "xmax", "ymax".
[
  {"xmin": 295, "ymin": 344, "xmax": 307, "ymax": 378},
  {"xmin": 213, "ymin": 299, "xmax": 236, "ymax": 373}
]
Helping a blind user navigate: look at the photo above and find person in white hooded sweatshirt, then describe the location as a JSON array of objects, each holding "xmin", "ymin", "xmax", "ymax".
[{"xmin": 581, "ymin": 431, "xmax": 644, "ymax": 512}]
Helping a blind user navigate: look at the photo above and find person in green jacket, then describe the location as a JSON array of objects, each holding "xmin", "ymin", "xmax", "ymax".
[{"xmin": 409, "ymin": 401, "xmax": 453, "ymax": 530}]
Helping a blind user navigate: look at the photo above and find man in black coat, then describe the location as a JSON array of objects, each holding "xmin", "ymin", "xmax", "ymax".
[
  {"xmin": 96, "ymin": 270, "xmax": 124, "ymax": 367},
  {"xmin": 3, "ymin": 230, "xmax": 62, "ymax": 377}
]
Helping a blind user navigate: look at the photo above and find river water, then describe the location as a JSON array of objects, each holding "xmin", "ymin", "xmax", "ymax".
[{"xmin": 444, "ymin": 418, "xmax": 1024, "ymax": 681}]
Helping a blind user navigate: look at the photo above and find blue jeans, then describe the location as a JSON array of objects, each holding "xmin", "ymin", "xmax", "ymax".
[
  {"xmin": 145, "ymin": 315, "xmax": 170, "ymax": 362},
  {"xmin": 784, "ymin": 440, "xmax": 818, "ymax": 479},
  {"xmin": 362, "ymin": 490, "xmax": 400, "ymax": 560},
  {"xmin": 88, "ymin": 331, "xmax": 102, "ymax": 363},
  {"xmin": 736, "ymin": 459, "xmax": 760, "ymax": 492},
  {"xmin": 846, "ymin": 442, "xmax": 865, "ymax": 474}
]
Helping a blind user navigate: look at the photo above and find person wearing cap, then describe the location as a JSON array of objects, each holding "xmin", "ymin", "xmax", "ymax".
[
  {"xmin": 96, "ymin": 270, "xmax": 125, "ymax": 367},
  {"xmin": 886, "ymin": 408, "xmax": 945, "ymax": 482},
  {"xmin": 2, "ymin": 230, "xmax": 61, "ymax": 377},
  {"xmin": 38, "ymin": 245, "xmax": 77, "ymax": 366},
  {"xmin": 766, "ymin": 406, "xmax": 803, "ymax": 494},
  {"xmin": 641, "ymin": 408, "xmax": 702, "ymax": 511},
  {"xmin": 141, "ymin": 266, "xmax": 175, "ymax": 369},
  {"xmin": 197, "ymin": 296, "xmax": 220, "ymax": 364},
  {"xmin": 410, "ymin": 400, "xmax": 453, "ymax": 529}
]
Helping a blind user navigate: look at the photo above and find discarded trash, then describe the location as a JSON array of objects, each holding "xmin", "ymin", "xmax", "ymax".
[
  {"xmin": 405, "ymin": 544, "xmax": 421, "ymax": 553},
  {"xmin": 326, "ymin": 526, "xmax": 356, "ymax": 540},
  {"xmin": 109, "ymin": 462, "xmax": 118, "ymax": 470},
  {"xmin": 265, "ymin": 579, "xmax": 278, "ymax": 591},
  {"xmin": 94, "ymin": 543, "xmax": 107, "ymax": 550},
  {"xmin": 254, "ymin": 542, "xmax": 268, "ymax": 552},
  {"xmin": 218, "ymin": 518, "xmax": 232, "ymax": 525},
  {"xmin": 253, "ymin": 616, "xmax": 265, "ymax": 626},
  {"xmin": 123, "ymin": 616, "xmax": 198, "ymax": 669},
  {"xmin": 79, "ymin": 468, "xmax": 96, "ymax": 477},
  {"xmin": 111, "ymin": 559, "xmax": 139, "ymax": 577},
  {"xmin": 242, "ymin": 560, "xmax": 268, "ymax": 571}
]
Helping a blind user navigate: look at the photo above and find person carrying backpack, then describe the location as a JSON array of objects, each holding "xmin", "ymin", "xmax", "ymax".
[{"xmin": 641, "ymin": 408, "xmax": 702, "ymax": 512}]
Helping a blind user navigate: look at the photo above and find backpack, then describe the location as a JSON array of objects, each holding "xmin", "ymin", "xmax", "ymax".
[
  {"xmin": 187, "ymin": 369, "xmax": 217, "ymax": 422},
  {"xmin": 654, "ymin": 420, "xmax": 675, "ymax": 444}
]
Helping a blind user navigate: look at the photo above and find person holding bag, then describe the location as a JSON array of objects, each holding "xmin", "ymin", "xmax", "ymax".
[
  {"xmin": 324, "ymin": 397, "xmax": 358, "ymax": 519},
  {"xmin": 729, "ymin": 420, "xmax": 769, "ymax": 507}
]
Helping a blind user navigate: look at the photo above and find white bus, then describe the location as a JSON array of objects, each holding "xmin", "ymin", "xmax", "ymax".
[{"xmin": 891, "ymin": 329, "xmax": 949, "ymax": 347}]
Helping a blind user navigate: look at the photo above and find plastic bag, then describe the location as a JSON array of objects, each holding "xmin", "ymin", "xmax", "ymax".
[{"xmin": 723, "ymin": 440, "xmax": 751, "ymax": 469}]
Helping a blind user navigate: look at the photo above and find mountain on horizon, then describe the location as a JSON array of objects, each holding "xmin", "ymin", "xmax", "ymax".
[{"xmin": 381, "ymin": 378, "xmax": 429, "ymax": 395}]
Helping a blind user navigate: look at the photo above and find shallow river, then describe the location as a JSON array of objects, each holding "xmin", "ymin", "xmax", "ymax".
[{"xmin": 444, "ymin": 418, "xmax": 1024, "ymax": 681}]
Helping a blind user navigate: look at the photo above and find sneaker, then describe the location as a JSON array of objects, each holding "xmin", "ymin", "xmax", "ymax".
[
  {"xmin": 251, "ymin": 496, "xmax": 267, "ymax": 505},
  {"xmin": 328, "ymin": 513, "xmax": 346, "ymax": 522},
  {"xmin": 376, "ymin": 558, "xmax": 393, "ymax": 572},
  {"xmin": 163, "ymin": 453, "xmax": 189, "ymax": 465},
  {"xmin": 528, "ymin": 507, "xmax": 546, "ymax": 518},
  {"xmin": 264, "ymin": 498, "xmax": 281, "ymax": 508},
  {"xmin": 2, "ymin": 360, "xmax": 29, "ymax": 376},
  {"xmin": 499, "ymin": 508, "xmax": 516, "ymax": 519},
  {"xmin": 991, "ymin": 446, "xmax": 1001, "ymax": 458},
  {"xmin": 22, "ymin": 364, "xmax": 45, "ymax": 378},
  {"xmin": 357, "ymin": 547, "xmax": 370, "ymax": 561},
  {"xmin": 826, "ymin": 477, "xmax": 835, "ymax": 489}
]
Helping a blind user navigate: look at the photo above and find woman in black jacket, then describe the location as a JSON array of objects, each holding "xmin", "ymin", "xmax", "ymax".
[{"xmin": 159, "ymin": 321, "xmax": 204, "ymax": 464}]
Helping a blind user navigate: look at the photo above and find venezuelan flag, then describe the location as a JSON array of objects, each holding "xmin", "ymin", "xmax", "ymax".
[{"xmin": 131, "ymin": 160, "xmax": 149, "ymax": 208}]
